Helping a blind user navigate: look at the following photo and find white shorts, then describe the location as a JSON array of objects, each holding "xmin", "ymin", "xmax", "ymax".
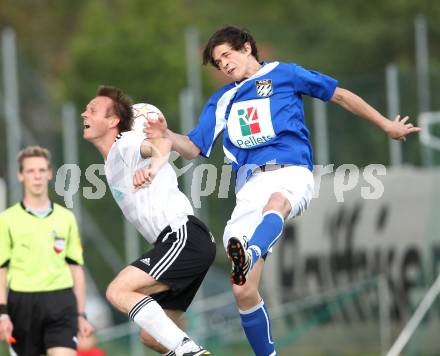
[{"xmin": 222, "ymin": 165, "xmax": 314, "ymax": 249}]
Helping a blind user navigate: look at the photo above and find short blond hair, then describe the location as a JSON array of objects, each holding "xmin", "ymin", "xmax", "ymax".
[{"xmin": 17, "ymin": 145, "xmax": 52, "ymax": 172}]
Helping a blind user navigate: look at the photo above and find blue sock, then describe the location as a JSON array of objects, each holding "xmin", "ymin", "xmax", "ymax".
[
  {"xmin": 239, "ymin": 300, "xmax": 276, "ymax": 356},
  {"xmin": 248, "ymin": 211, "xmax": 284, "ymax": 265}
]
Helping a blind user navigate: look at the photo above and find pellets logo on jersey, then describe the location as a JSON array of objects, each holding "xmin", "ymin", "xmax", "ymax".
[
  {"xmin": 255, "ymin": 79, "xmax": 273, "ymax": 97},
  {"xmin": 228, "ymin": 98, "xmax": 276, "ymax": 149},
  {"xmin": 238, "ymin": 107, "xmax": 261, "ymax": 136}
]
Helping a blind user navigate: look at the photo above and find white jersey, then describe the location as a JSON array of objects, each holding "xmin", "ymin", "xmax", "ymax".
[{"xmin": 104, "ymin": 131, "xmax": 194, "ymax": 244}]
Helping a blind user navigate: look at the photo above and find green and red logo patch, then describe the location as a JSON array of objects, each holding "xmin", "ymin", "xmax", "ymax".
[{"xmin": 238, "ymin": 107, "xmax": 261, "ymax": 136}]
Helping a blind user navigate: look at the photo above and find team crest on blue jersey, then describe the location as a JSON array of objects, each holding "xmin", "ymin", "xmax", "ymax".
[{"xmin": 255, "ymin": 79, "xmax": 273, "ymax": 97}]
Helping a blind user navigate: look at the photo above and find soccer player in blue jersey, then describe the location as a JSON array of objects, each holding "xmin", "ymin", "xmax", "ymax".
[{"xmin": 144, "ymin": 26, "xmax": 421, "ymax": 356}]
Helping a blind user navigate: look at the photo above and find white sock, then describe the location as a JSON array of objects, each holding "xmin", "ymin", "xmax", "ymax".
[
  {"xmin": 163, "ymin": 352, "xmax": 175, "ymax": 356},
  {"xmin": 128, "ymin": 296, "xmax": 186, "ymax": 351}
]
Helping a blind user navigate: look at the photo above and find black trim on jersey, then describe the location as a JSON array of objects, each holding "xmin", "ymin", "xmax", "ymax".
[
  {"xmin": 1, "ymin": 226, "xmax": 12, "ymax": 268},
  {"xmin": 65, "ymin": 257, "xmax": 79, "ymax": 265},
  {"xmin": 1, "ymin": 260, "xmax": 9, "ymax": 268},
  {"xmin": 65, "ymin": 224, "xmax": 81, "ymax": 266},
  {"xmin": 64, "ymin": 221, "xmax": 80, "ymax": 265},
  {"xmin": 1, "ymin": 227, "xmax": 14, "ymax": 268},
  {"xmin": 115, "ymin": 133, "xmax": 123, "ymax": 141},
  {"xmin": 8, "ymin": 227, "xmax": 13, "ymax": 250},
  {"xmin": 20, "ymin": 201, "xmax": 54, "ymax": 218}
]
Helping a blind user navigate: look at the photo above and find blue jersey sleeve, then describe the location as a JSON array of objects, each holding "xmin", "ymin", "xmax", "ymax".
[
  {"xmin": 291, "ymin": 64, "xmax": 338, "ymax": 101},
  {"xmin": 187, "ymin": 93, "xmax": 227, "ymax": 158}
]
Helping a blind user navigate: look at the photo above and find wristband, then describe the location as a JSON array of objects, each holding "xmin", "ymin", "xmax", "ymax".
[
  {"xmin": 0, "ymin": 304, "xmax": 7, "ymax": 315},
  {"xmin": 0, "ymin": 314, "xmax": 10, "ymax": 321},
  {"xmin": 78, "ymin": 312, "xmax": 88, "ymax": 320}
]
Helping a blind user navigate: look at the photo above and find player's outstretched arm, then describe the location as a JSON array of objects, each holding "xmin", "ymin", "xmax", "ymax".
[
  {"xmin": 330, "ymin": 87, "xmax": 421, "ymax": 141},
  {"xmin": 144, "ymin": 114, "xmax": 200, "ymax": 160}
]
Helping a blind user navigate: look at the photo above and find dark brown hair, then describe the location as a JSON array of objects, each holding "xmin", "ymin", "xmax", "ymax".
[
  {"xmin": 96, "ymin": 85, "xmax": 134, "ymax": 132},
  {"xmin": 202, "ymin": 26, "xmax": 259, "ymax": 69}
]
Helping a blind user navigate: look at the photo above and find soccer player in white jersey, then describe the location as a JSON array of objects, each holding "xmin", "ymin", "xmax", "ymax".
[
  {"xmin": 142, "ymin": 26, "xmax": 421, "ymax": 356},
  {"xmin": 82, "ymin": 86, "xmax": 215, "ymax": 356}
]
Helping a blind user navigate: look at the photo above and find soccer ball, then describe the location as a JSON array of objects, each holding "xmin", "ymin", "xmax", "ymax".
[{"xmin": 131, "ymin": 103, "xmax": 163, "ymax": 134}]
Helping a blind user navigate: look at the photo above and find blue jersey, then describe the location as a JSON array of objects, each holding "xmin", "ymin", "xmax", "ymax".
[{"xmin": 188, "ymin": 61, "xmax": 338, "ymax": 182}]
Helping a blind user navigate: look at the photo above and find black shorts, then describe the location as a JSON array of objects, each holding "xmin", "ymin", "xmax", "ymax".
[
  {"xmin": 8, "ymin": 288, "xmax": 78, "ymax": 355},
  {"xmin": 131, "ymin": 215, "xmax": 216, "ymax": 311}
]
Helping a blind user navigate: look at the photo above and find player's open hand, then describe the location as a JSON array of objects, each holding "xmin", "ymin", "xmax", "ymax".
[
  {"xmin": 133, "ymin": 167, "xmax": 154, "ymax": 191},
  {"xmin": 144, "ymin": 113, "xmax": 168, "ymax": 139},
  {"xmin": 386, "ymin": 115, "xmax": 421, "ymax": 141}
]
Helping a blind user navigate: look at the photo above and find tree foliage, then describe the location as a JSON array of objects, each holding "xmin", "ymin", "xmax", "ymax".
[{"xmin": 63, "ymin": 0, "xmax": 192, "ymax": 119}]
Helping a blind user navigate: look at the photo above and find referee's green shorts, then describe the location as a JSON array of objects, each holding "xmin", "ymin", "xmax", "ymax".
[{"xmin": 8, "ymin": 288, "xmax": 78, "ymax": 355}]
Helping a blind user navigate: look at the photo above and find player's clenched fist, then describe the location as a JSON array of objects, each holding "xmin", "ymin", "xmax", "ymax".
[{"xmin": 133, "ymin": 167, "xmax": 153, "ymax": 191}]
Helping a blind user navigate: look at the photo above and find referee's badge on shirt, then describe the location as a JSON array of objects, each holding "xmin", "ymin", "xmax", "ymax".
[
  {"xmin": 52, "ymin": 230, "xmax": 66, "ymax": 254},
  {"xmin": 255, "ymin": 79, "xmax": 273, "ymax": 97}
]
